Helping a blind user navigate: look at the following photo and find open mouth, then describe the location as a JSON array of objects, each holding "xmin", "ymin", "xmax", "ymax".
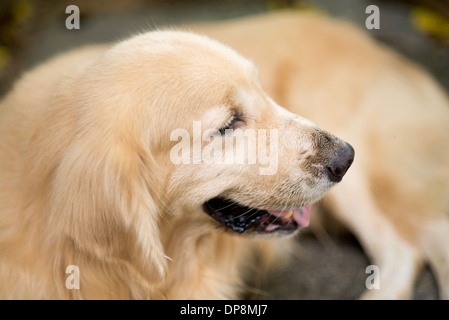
[{"xmin": 202, "ymin": 197, "xmax": 311, "ymax": 235}]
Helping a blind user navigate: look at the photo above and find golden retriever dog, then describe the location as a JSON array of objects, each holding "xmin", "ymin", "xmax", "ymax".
[
  {"xmin": 0, "ymin": 29, "xmax": 354, "ymax": 298},
  {"xmin": 191, "ymin": 11, "xmax": 449, "ymax": 299}
]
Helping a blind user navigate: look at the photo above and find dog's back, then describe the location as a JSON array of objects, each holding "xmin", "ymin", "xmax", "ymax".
[{"xmin": 192, "ymin": 11, "xmax": 449, "ymax": 299}]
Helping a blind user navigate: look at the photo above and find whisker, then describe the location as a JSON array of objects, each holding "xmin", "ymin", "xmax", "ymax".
[
  {"xmin": 224, "ymin": 207, "xmax": 262, "ymax": 222},
  {"xmin": 213, "ymin": 200, "xmax": 241, "ymax": 212}
]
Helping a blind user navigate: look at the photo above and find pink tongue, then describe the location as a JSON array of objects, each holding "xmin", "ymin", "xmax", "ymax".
[
  {"xmin": 294, "ymin": 206, "xmax": 311, "ymax": 227},
  {"xmin": 268, "ymin": 206, "xmax": 311, "ymax": 227}
]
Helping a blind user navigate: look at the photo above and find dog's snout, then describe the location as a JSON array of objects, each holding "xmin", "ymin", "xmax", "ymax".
[{"xmin": 327, "ymin": 143, "xmax": 354, "ymax": 182}]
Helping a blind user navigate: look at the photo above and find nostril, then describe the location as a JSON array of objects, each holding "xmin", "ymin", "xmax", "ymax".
[
  {"xmin": 328, "ymin": 165, "xmax": 344, "ymax": 177},
  {"xmin": 327, "ymin": 166, "xmax": 345, "ymax": 182},
  {"xmin": 327, "ymin": 143, "xmax": 355, "ymax": 182}
]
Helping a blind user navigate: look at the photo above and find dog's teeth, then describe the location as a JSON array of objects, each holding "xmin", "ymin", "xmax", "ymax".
[{"xmin": 283, "ymin": 210, "xmax": 294, "ymax": 220}]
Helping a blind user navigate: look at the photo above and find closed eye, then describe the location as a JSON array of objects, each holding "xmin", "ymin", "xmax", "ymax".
[
  {"xmin": 218, "ymin": 116, "xmax": 237, "ymax": 135},
  {"xmin": 218, "ymin": 112, "xmax": 245, "ymax": 135}
]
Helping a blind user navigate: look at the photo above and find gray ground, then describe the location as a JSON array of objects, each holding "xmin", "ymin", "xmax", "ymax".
[{"xmin": 1, "ymin": 0, "xmax": 447, "ymax": 299}]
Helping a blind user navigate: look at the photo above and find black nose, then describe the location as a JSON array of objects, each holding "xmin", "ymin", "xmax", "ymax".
[{"xmin": 327, "ymin": 143, "xmax": 354, "ymax": 182}]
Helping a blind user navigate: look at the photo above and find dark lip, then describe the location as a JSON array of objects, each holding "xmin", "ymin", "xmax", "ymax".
[{"xmin": 202, "ymin": 197, "xmax": 298, "ymax": 234}]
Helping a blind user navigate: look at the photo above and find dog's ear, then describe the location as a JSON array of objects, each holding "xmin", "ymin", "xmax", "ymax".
[{"xmin": 48, "ymin": 134, "xmax": 167, "ymax": 283}]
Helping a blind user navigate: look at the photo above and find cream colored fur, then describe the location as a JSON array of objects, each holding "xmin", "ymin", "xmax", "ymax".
[
  {"xmin": 0, "ymin": 29, "xmax": 343, "ymax": 299},
  {"xmin": 191, "ymin": 11, "xmax": 449, "ymax": 299},
  {"xmin": 2, "ymin": 10, "xmax": 448, "ymax": 300}
]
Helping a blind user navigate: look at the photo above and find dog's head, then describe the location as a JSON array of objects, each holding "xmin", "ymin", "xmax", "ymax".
[
  {"xmin": 46, "ymin": 31, "xmax": 353, "ymax": 281},
  {"xmin": 123, "ymin": 31, "xmax": 353, "ymax": 237}
]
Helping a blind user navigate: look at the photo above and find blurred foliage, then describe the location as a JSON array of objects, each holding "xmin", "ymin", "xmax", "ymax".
[
  {"xmin": 12, "ymin": 0, "xmax": 32, "ymax": 25},
  {"xmin": 411, "ymin": 6, "xmax": 449, "ymax": 43},
  {"xmin": 0, "ymin": 0, "xmax": 35, "ymax": 70},
  {"xmin": 0, "ymin": 46, "xmax": 9, "ymax": 70},
  {"xmin": 267, "ymin": 0, "xmax": 325, "ymax": 13},
  {"xmin": 403, "ymin": 0, "xmax": 449, "ymax": 19}
]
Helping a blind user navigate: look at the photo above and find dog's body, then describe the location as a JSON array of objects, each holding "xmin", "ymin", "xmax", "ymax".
[
  {"xmin": 1, "ymin": 11, "xmax": 448, "ymax": 300},
  {"xmin": 191, "ymin": 11, "xmax": 449, "ymax": 299}
]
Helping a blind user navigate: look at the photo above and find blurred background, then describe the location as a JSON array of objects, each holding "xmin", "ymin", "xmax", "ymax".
[{"xmin": 0, "ymin": 0, "xmax": 448, "ymax": 299}]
